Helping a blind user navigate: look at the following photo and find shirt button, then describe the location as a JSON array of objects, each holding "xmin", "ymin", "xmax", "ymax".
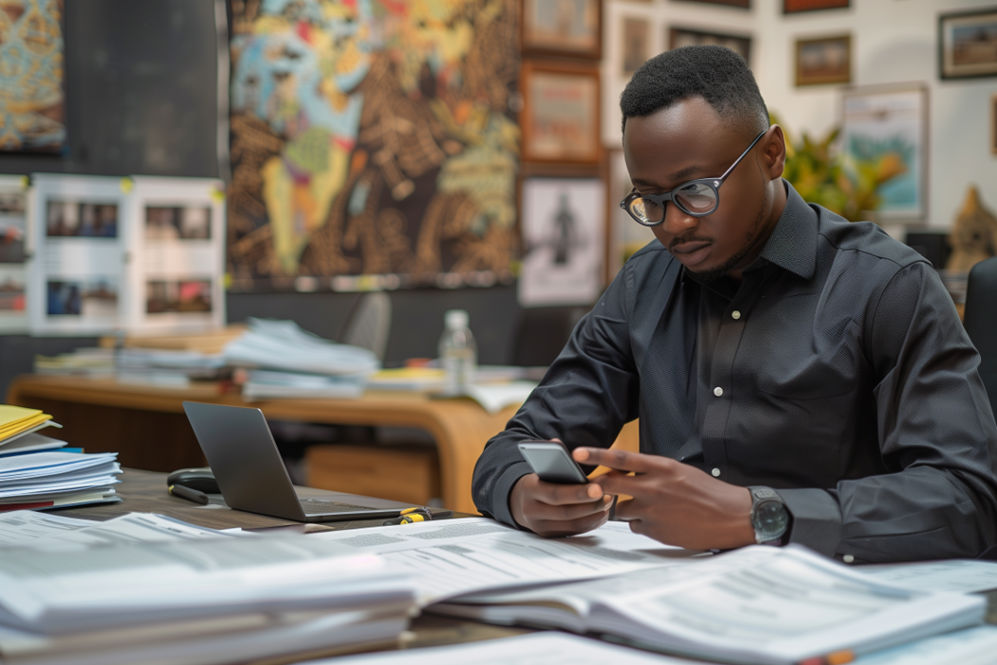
[
  {"xmin": 731, "ymin": 310, "xmax": 741, "ymax": 320},
  {"xmin": 843, "ymin": 554, "xmax": 855, "ymax": 564},
  {"xmin": 713, "ymin": 386, "xmax": 724, "ymax": 397},
  {"xmin": 711, "ymin": 467, "xmax": 721, "ymax": 477}
]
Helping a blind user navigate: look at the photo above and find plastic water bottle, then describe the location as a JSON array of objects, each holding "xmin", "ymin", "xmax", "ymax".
[{"xmin": 439, "ymin": 309, "xmax": 477, "ymax": 395}]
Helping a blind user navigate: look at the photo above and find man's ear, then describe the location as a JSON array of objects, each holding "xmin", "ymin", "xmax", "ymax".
[{"xmin": 763, "ymin": 125, "xmax": 787, "ymax": 179}]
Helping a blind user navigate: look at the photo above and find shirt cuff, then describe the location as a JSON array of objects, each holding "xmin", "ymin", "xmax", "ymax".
[
  {"xmin": 489, "ymin": 460, "xmax": 534, "ymax": 527},
  {"xmin": 778, "ymin": 487, "xmax": 843, "ymax": 557}
]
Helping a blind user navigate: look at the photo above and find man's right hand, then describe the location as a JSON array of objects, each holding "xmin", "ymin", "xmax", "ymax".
[{"xmin": 509, "ymin": 473, "xmax": 613, "ymax": 537}]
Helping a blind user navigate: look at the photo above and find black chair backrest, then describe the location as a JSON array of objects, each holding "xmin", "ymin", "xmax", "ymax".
[{"xmin": 964, "ymin": 257, "xmax": 997, "ymax": 417}]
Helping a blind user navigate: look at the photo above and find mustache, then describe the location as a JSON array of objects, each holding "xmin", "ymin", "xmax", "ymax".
[{"xmin": 668, "ymin": 235, "xmax": 710, "ymax": 251}]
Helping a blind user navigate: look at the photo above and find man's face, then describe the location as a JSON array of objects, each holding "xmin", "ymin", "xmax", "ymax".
[{"xmin": 622, "ymin": 97, "xmax": 782, "ymax": 279}]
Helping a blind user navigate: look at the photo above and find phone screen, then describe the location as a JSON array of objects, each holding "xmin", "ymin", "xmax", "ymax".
[{"xmin": 517, "ymin": 441, "xmax": 588, "ymax": 484}]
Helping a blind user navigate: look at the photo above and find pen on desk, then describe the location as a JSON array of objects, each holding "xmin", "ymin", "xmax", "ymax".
[
  {"xmin": 382, "ymin": 506, "xmax": 452, "ymax": 525},
  {"xmin": 797, "ymin": 649, "xmax": 855, "ymax": 665},
  {"xmin": 169, "ymin": 483, "xmax": 210, "ymax": 505}
]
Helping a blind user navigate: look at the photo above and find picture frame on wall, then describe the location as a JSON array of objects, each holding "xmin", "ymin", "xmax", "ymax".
[
  {"xmin": 620, "ymin": 15, "xmax": 651, "ymax": 79},
  {"xmin": 521, "ymin": 0, "xmax": 602, "ymax": 59},
  {"xmin": 518, "ymin": 176, "xmax": 605, "ymax": 307},
  {"xmin": 938, "ymin": 8, "xmax": 997, "ymax": 80},
  {"xmin": 794, "ymin": 34, "xmax": 851, "ymax": 86},
  {"xmin": 669, "ymin": 27, "xmax": 752, "ymax": 65},
  {"xmin": 520, "ymin": 61, "xmax": 601, "ymax": 165},
  {"xmin": 840, "ymin": 83, "xmax": 928, "ymax": 223},
  {"xmin": 783, "ymin": 0, "xmax": 849, "ymax": 13},
  {"xmin": 671, "ymin": 0, "xmax": 750, "ymax": 8}
]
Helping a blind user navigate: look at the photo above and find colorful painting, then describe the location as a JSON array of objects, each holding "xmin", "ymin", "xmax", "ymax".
[
  {"xmin": 227, "ymin": 0, "xmax": 520, "ymax": 292},
  {"xmin": 0, "ymin": 0, "xmax": 65, "ymax": 153}
]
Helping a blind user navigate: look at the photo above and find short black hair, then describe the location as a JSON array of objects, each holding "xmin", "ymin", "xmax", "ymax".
[{"xmin": 620, "ymin": 45, "xmax": 769, "ymax": 136}]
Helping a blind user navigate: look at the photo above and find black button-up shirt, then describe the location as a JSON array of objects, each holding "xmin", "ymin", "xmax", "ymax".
[{"xmin": 473, "ymin": 182, "xmax": 997, "ymax": 563}]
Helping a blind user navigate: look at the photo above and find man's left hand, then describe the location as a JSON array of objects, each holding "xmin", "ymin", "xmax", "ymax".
[{"xmin": 575, "ymin": 447, "xmax": 755, "ymax": 550}]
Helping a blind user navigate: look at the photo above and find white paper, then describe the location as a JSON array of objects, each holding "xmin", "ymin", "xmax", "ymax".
[
  {"xmin": 301, "ymin": 632, "xmax": 695, "ymax": 665},
  {"xmin": 431, "ymin": 544, "xmax": 986, "ymax": 665},
  {"xmin": 312, "ymin": 517, "xmax": 701, "ymax": 604},
  {"xmin": 859, "ymin": 558, "xmax": 997, "ymax": 594},
  {"xmin": 0, "ymin": 511, "xmax": 233, "ymax": 551},
  {"xmin": 0, "ymin": 534, "xmax": 411, "ymax": 634}
]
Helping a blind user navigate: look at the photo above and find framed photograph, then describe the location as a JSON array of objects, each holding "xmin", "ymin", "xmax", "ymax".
[
  {"xmin": 783, "ymin": 0, "xmax": 849, "ymax": 13},
  {"xmin": 520, "ymin": 61, "xmax": 601, "ymax": 165},
  {"xmin": 669, "ymin": 27, "xmax": 752, "ymax": 65},
  {"xmin": 840, "ymin": 84, "xmax": 928, "ymax": 222},
  {"xmin": 518, "ymin": 177, "xmax": 604, "ymax": 306},
  {"xmin": 794, "ymin": 34, "xmax": 851, "ymax": 86},
  {"xmin": 671, "ymin": 0, "xmax": 750, "ymax": 8},
  {"xmin": 621, "ymin": 15, "xmax": 651, "ymax": 79},
  {"xmin": 938, "ymin": 8, "xmax": 997, "ymax": 80},
  {"xmin": 521, "ymin": 0, "xmax": 602, "ymax": 59}
]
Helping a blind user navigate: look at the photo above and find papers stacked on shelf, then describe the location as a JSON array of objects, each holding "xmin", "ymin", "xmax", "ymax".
[
  {"xmin": 34, "ymin": 347, "xmax": 116, "ymax": 376},
  {"xmin": 0, "ymin": 450, "xmax": 121, "ymax": 511},
  {"xmin": 114, "ymin": 347, "xmax": 229, "ymax": 387},
  {"xmin": 223, "ymin": 318, "xmax": 378, "ymax": 399},
  {"xmin": 0, "ymin": 533, "xmax": 417, "ymax": 665}
]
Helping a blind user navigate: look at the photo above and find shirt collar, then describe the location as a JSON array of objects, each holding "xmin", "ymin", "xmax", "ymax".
[
  {"xmin": 756, "ymin": 180, "xmax": 818, "ymax": 280},
  {"xmin": 680, "ymin": 180, "xmax": 818, "ymax": 287}
]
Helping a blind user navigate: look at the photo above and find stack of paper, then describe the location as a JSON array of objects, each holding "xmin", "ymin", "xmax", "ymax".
[
  {"xmin": 33, "ymin": 347, "xmax": 116, "ymax": 376},
  {"xmin": 0, "ymin": 405, "xmax": 66, "ymax": 457},
  {"xmin": 222, "ymin": 318, "xmax": 378, "ymax": 399},
  {"xmin": 0, "ymin": 533, "xmax": 417, "ymax": 665},
  {"xmin": 0, "ymin": 450, "xmax": 121, "ymax": 511},
  {"xmin": 114, "ymin": 347, "xmax": 229, "ymax": 387},
  {"xmin": 428, "ymin": 543, "xmax": 987, "ymax": 665}
]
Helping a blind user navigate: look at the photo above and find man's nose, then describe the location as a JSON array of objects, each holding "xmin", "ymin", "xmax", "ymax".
[{"xmin": 660, "ymin": 202, "xmax": 699, "ymax": 236}]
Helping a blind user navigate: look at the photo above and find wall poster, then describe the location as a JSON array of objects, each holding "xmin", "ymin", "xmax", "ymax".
[
  {"xmin": 840, "ymin": 84, "xmax": 927, "ymax": 222},
  {"xmin": 27, "ymin": 175, "xmax": 127, "ymax": 335},
  {"xmin": 0, "ymin": 176, "xmax": 29, "ymax": 332},
  {"xmin": 124, "ymin": 177, "xmax": 226, "ymax": 334},
  {"xmin": 227, "ymin": 0, "xmax": 520, "ymax": 292},
  {"xmin": 0, "ymin": 0, "xmax": 66, "ymax": 153},
  {"xmin": 26, "ymin": 174, "xmax": 226, "ymax": 335}
]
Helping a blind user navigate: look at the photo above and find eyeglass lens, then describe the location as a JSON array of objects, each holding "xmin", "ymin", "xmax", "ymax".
[{"xmin": 628, "ymin": 181, "xmax": 717, "ymax": 224}]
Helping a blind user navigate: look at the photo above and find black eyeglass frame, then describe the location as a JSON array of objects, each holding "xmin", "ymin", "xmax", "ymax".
[{"xmin": 619, "ymin": 127, "xmax": 770, "ymax": 227}]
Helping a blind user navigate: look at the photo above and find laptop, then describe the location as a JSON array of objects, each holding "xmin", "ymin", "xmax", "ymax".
[{"xmin": 182, "ymin": 401, "xmax": 412, "ymax": 522}]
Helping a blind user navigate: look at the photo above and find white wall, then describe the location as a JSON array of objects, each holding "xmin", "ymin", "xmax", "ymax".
[{"xmin": 602, "ymin": 0, "xmax": 997, "ymax": 232}]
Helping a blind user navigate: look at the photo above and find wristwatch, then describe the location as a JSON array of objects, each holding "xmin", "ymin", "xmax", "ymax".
[{"xmin": 748, "ymin": 486, "xmax": 790, "ymax": 545}]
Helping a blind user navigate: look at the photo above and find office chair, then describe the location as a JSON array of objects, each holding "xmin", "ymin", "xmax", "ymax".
[
  {"xmin": 963, "ymin": 256, "xmax": 997, "ymax": 417},
  {"xmin": 340, "ymin": 291, "xmax": 392, "ymax": 362}
]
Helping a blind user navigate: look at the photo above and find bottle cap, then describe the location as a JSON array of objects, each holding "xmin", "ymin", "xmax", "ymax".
[{"xmin": 445, "ymin": 309, "xmax": 469, "ymax": 329}]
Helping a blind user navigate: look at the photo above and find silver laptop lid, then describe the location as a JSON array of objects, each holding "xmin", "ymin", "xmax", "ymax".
[{"xmin": 182, "ymin": 401, "xmax": 406, "ymax": 522}]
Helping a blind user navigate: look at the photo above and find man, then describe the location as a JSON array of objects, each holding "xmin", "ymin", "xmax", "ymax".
[{"xmin": 472, "ymin": 46, "xmax": 997, "ymax": 563}]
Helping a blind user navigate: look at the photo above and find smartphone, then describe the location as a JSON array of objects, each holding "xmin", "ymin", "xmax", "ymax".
[{"xmin": 517, "ymin": 440, "xmax": 588, "ymax": 484}]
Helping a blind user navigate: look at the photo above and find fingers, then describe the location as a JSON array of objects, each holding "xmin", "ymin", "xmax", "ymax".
[
  {"xmin": 529, "ymin": 495, "xmax": 614, "ymax": 537},
  {"xmin": 574, "ymin": 446, "xmax": 664, "ymax": 473},
  {"xmin": 511, "ymin": 473, "xmax": 612, "ymax": 538}
]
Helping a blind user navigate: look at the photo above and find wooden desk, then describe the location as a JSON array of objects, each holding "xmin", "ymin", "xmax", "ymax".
[{"xmin": 6, "ymin": 374, "xmax": 521, "ymax": 514}]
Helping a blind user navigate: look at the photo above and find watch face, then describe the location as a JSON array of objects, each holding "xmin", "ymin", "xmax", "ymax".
[{"xmin": 754, "ymin": 500, "xmax": 789, "ymax": 541}]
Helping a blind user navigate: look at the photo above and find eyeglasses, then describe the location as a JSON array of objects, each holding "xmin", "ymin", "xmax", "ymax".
[{"xmin": 619, "ymin": 128, "xmax": 769, "ymax": 226}]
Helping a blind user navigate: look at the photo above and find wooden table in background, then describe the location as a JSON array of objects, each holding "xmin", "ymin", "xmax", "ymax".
[{"xmin": 6, "ymin": 374, "xmax": 523, "ymax": 514}]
